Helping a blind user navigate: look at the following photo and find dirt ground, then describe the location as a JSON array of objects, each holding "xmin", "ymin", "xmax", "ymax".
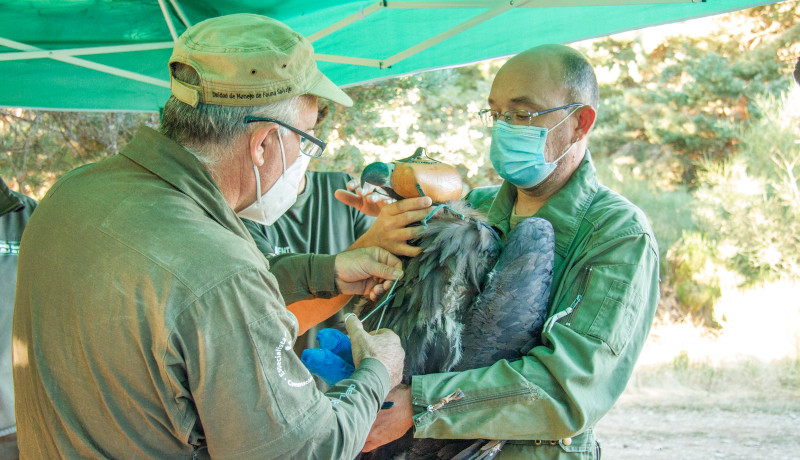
[{"xmin": 594, "ymin": 387, "xmax": 800, "ymax": 460}]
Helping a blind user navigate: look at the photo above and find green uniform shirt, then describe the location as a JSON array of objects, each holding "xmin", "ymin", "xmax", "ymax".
[
  {"xmin": 0, "ymin": 179, "xmax": 36, "ymax": 437},
  {"xmin": 243, "ymin": 171, "xmax": 375, "ymax": 353},
  {"xmin": 13, "ymin": 127, "xmax": 390, "ymax": 459},
  {"xmin": 410, "ymin": 151, "xmax": 660, "ymax": 459},
  {"xmin": 243, "ymin": 170, "xmax": 375, "ymax": 257}
]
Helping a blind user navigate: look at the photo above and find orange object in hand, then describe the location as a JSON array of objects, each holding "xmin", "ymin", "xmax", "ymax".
[
  {"xmin": 361, "ymin": 147, "xmax": 464, "ymax": 204},
  {"xmin": 287, "ymin": 294, "xmax": 351, "ymax": 335},
  {"xmin": 390, "ymin": 161, "xmax": 463, "ymax": 203}
]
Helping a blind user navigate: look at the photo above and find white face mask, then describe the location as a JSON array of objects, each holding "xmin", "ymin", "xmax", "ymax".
[{"xmin": 237, "ymin": 133, "xmax": 311, "ymax": 226}]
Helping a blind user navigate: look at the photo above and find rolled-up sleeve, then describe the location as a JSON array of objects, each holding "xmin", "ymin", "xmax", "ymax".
[{"xmin": 268, "ymin": 253, "xmax": 339, "ymax": 303}]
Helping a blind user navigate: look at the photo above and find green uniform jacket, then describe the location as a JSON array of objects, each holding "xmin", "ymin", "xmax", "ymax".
[
  {"xmin": 0, "ymin": 179, "xmax": 36, "ymax": 437},
  {"xmin": 409, "ymin": 151, "xmax": 660, "ymax": 459},
  {"xmin": 243, "ymin": 171, "xmax": 376, "ymax": 354},
  {"xmin": 12, "ymin": 128, "xmax": 390, "ymax": 459}
]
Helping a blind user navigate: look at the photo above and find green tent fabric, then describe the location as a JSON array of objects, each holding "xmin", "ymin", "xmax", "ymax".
[{"xmin": 0, "ymin": 0, "xmax": 779, "ymax": 112}]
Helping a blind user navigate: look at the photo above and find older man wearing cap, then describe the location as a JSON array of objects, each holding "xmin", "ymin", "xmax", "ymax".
[{"xmin": 13, "ymin": 14, "xmax": 405, "ymax": 459}]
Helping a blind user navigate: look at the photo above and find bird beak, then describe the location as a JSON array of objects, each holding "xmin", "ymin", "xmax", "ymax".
[{"xmin": 361, "ymin": 161, "xmax": 395, "ymax": 189}]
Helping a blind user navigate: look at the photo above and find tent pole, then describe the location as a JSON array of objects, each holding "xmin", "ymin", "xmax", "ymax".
[
  {"xmin": 158, "ymin": 0, "xmax": 179, "ymax": 41},
  {"xmin": 381, "ymin": 0, "xmax": 700, "ymax": 7},
  {"xmin": 308, "ymin": 2, "xmax": 385, "ymax": 43},
  {"xmin": 313, "ymin": 54, "xmax": 383, "ymax": 67},
  {"xmin": 0, "ymin": 43, "xmax": 175, "ymax": 62},
  {"xmin": 308, "ymin": 0, "xmax": 701, "ymax": 66},
  {"xmin": 0, "ymin": 37, "xmax": 170, "ymax": 88},
  {"xmin": 382, "ymin": 0, "xmax": 526, "ymax": 68},
  {"xmin": 168, "ymin": 0, "xmax": 193, "ymax": 28}
]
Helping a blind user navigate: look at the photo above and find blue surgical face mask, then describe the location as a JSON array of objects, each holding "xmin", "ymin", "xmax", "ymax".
[{"xmin": 489, "ymin": 113, "xmax": 575, "ymax": 189}]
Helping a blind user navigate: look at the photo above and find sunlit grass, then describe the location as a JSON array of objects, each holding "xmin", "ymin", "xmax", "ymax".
[{"xmin": 628, "ymin": 279, "xmax": 800, "ymax": 406}]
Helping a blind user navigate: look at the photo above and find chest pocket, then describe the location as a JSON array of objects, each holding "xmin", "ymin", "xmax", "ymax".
[
  {"xmin": 566, "ymin": 270, "xmax": 641, "ymax": 355},
  {"xmin": 248, "ymin": 314, "xmax": 319, "ymax": 425}
]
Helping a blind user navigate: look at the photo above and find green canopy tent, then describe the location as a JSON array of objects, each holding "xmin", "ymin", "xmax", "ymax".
[{"xmin": 0, "ymin": 0, "xmax": 780, "ymax": 112}]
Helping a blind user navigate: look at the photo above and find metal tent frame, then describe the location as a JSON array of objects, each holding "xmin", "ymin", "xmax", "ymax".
[{"xmin": 0, "ymin": 0, "xmax": 775, "ymax": 110}]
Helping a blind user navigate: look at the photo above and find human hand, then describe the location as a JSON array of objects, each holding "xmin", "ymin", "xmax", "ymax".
[
  {"xmin": 350, "ymin": 197, "xmax": 434, "ymax": 257},
  {"xmin": 334, "ymin": 180, "xmax": 394, "ymax": 217},
  {"xmin": 363, "ymin": 384, "xmax": 414, "ymax": 452},
  {"xmin": 344, "ymin": 315, "xmax": 405, "ymax": 389},
  {"xmin": 300, "ymin": 328, "xmax": 355, "ymax": 385},
  {"xmin": 334, "ymin": 247, "xmax": 403, "ymax": 300}
]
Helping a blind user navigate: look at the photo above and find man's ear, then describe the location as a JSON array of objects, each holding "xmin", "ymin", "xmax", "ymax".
[
  {"xmin": 573, "ymin": 105, "xmax": 597, "ymax": 142},
  {"xmin": 248, "ymin": 124, "xmax": 278, "ymax": 167}
]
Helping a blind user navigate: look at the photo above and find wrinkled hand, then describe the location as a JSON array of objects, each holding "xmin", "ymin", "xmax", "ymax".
[
  {"xmin": 363, "ymin": 384, "xmax": 414, "ymax": 452},
  {"xmin": 334, "ymin": 180, "xmax": 394, "ymax": 217},
  {"xmin": 345, "ymin": 315, "xmax": 405, "ymax": 389},
  {"xmin": 334, "ymin": 247, "xmax": 403, "ymax": 300},
  {"xmin": 350, "ymin": 197, "xmax": 434, "ymax": 257}
]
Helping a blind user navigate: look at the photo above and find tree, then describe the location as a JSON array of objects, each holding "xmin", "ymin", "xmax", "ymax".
[{"xmin": 0, "ymin": 109, "xmax": 156, "ymax": 198}]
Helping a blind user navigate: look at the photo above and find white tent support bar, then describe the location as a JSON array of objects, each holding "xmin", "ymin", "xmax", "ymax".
[
  {"xmin": 168, "ymin": 0, "xmax": 193, "ymax": 28},
  {"xmin": 384, "ymin": 0, "xmax": 700, "ymax": 7},
  {"xmin": 308, "ymin": 2, "xmax": 385, "ymax": 43},
  {"xmin": 382, "ymin": 0, "xmax": 525, "ymax": 68},
  {"xmin": 0, "ymin": 42, "xmax": 175, "ymax": 61},
  {"xmin": 313, "ymin": 53, "xmax": 384, "ymax": 67},
  {"xmin": 308, "ymin": 0, "xmax": 702, "ymax": 68},
  {"xmin": 517, "ymin": 0, "xmax": 702, "ymax": 5},
  {"xmin": 158, "ymin": 0, "xmax": 179, "ymax": 41},
  {"xmin": 0, "ymin": 37, "xmax": 170, "ymax": 88}
]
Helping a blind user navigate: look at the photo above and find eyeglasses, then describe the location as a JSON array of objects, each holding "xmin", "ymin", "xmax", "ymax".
[
  {"xmin": 478, "ymin": 103, "xmax": 584, "ymax": 127},
  {"xmin": 244, "ymin": 116, "xmax": 327, "ymax": 158}
]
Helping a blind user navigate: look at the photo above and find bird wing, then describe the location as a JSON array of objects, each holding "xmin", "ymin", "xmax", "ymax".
[
  {"xmin": 360, "ymin": 201, "xmax": 501, "ymax": 379},
  {"xmin": 456, "ymin": 216, "xmax": 555, "ymax": 371}
]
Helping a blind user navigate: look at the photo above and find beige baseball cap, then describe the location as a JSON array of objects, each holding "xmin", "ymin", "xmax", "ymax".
[{"xmin": 169, "ymin": 14, "xmax": 352, "ymax": 108}]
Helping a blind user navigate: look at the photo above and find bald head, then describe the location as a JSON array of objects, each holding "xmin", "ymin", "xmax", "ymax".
[{"xmin": 502, "ymin": 44, "xmax": 599, "ymax": 109}]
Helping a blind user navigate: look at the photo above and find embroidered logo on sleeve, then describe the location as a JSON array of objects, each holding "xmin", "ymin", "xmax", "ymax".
[
  {"xmin": 0, "ymin": 241, "xmax": 20, "ymax": 255},
  {"xmin": 274, "ymin": 331, "xmax": 314, "ymax": 388},
  {"xmin": 329, "ymin": 384, "xmax": 357, "ymax": 406}
]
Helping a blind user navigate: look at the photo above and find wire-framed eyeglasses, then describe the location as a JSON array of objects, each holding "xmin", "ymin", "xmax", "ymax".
[
  {"xmin": 244, "ymin": 116, "xmax": 327, "ymax": 158},
  {"xmin": 478, "ymin": 103, "xmax": 584, "ymax": 127}
]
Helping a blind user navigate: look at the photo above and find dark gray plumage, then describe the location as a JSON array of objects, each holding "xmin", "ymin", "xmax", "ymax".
[
  {"xmin": 355, "ymin": 203, "xmax": 555, "ymax": 460},
  {"xmin": 454, "ymin": 216, "xmax": 554, "ymax": 371},
  {"xmin": 354, "ymin": 200, "xmax": 502, "ymax": 379}
]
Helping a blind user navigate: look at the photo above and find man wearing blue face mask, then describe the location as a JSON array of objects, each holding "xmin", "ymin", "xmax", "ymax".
[{"xmin": 365, "ymin": 44, "xmax": 660, "ymax": 459}]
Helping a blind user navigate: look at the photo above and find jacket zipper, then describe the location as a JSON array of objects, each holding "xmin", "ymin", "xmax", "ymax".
[
  {"xmin": 565, "ymin": 266, "xmax": 593, "ymax": 327},
  {"xmin": 423, "ymin": 386, "xmax": 534, "ymax": 413},
  {"xmin": 543, "ymin": 265, "xmax": 594, "ymax": 335}
]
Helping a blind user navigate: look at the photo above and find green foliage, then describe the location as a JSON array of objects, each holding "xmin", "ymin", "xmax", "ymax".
[
  {"xmin": 672, "ymin": 350, "xmax": 690, "ymax": 372},
  {"xmin": 1, "ymin": 4, "xmax": 797, "ymax": 331},
  {"xmin": 313, "ymin": 60, "xmax": 503, "ymax": 191},
  {"xmin": 693, "ymin": 90, "xmax": 800, "ymax": 285},
  {"xmin": 0, "ymin": 110, "xmax": 157, "ymax": 198},
  {"xmin": 595, "ymin": 155, "xmax": 696, "ymax": 264},
  {"xmin": 583, "ymin": 2, "xmax": 800, "ymax": 188},
  {"xmin": 665, "ymin": 231, "xmax": 722, "ymax": 326}
]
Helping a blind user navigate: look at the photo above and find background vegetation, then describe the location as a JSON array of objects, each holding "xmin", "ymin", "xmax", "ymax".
[{"xmin": 1, "ymin": 2, "xmax": 798, "ymax": 331}]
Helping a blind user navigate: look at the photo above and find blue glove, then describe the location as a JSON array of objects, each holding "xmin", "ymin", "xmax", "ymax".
[{"xmin": 301, "ymin": 328, "xmax": 355, "ymax": 385}]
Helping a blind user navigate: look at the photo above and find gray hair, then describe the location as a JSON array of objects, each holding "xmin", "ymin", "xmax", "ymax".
[
  {"xmin": 159, "ymin": 62, "xmax": 307, "ymax": 164},
  {"xmin": 561, "ymin": 50, "xmax": 599, "ymax": 110}
]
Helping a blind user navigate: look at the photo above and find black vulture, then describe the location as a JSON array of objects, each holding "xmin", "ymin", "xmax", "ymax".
[{"xmin": 352, "ymin": 153, "xmax": 555, "ymax": 459}]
